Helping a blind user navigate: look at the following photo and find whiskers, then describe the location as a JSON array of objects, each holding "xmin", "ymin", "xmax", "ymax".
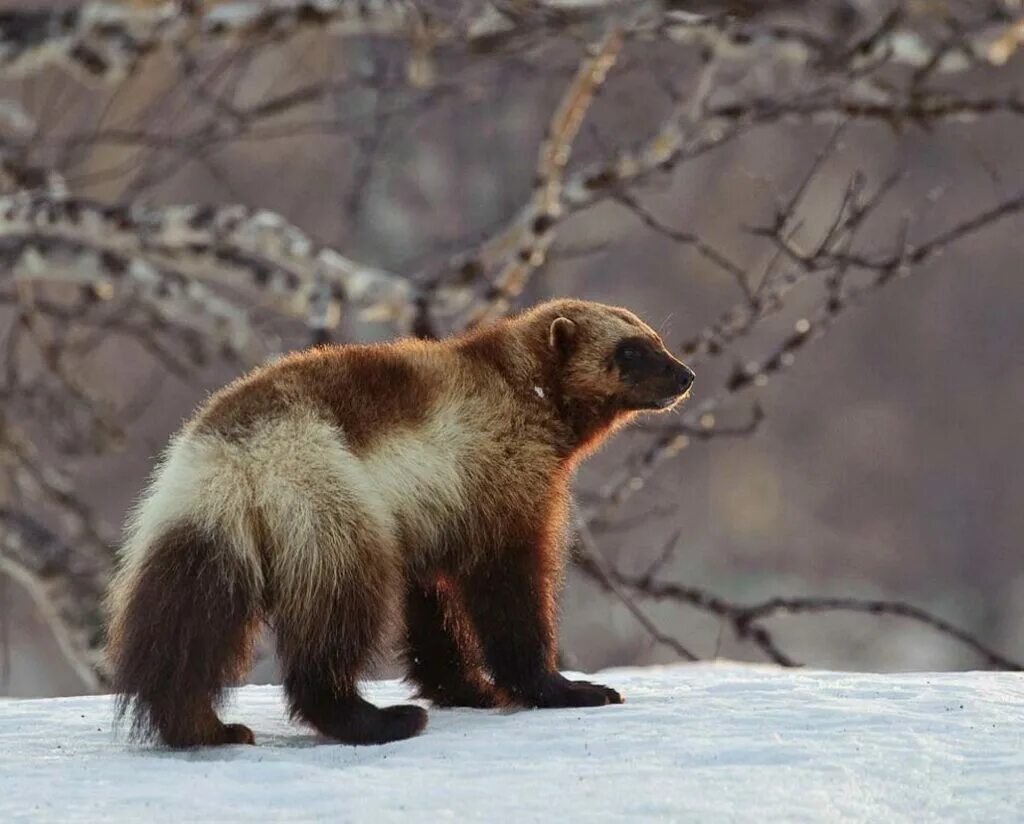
[{"xmin": 666, "ymin": 392, "xmax": 689, "ymax": 414}]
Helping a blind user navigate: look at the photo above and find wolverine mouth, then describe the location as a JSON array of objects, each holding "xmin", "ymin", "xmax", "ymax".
[
  {"xmin": 636, "ymin": 392, "xmax": 689, "ymax": 411},
  {"xmin": 653, "ymin": 392, "xmax": 688, "ymax": 410}
]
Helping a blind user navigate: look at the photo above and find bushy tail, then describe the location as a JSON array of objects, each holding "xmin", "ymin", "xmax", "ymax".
[{"xmin": 105, "ymin": 520, "xmax": 261, "ymax": 747}]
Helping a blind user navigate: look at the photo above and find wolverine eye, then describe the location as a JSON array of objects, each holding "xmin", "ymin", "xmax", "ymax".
[{"xmin": 615, "ymin": 338, "xmax": 652, "ymax": 370}]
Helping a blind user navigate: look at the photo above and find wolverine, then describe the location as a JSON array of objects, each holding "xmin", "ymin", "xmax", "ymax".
[{"xmin": 105, "ymin": 298, "xmax": 695, "ymax": 747}]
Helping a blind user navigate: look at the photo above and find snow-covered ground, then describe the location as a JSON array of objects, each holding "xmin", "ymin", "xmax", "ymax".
[{"xmin": 1, "ymin": 663, "xmax": 1021, "ymax": 822}]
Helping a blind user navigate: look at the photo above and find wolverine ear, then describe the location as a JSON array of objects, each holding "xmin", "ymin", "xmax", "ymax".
[{"xmin": 549, "ymin": 317, "xmax": 577, "ymax": 356}]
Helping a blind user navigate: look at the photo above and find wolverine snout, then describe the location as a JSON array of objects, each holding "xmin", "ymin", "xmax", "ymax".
[
  {"xmin": 656, "ymin": 352, "xmax": 694, "ymax": 396},
  {"xmin": 634, "ymin": 352, "xmax": 695, "ymax": 411},
  {"xmin": 673, "ymin": 362, "xmax": 695, "ymax": 395}
]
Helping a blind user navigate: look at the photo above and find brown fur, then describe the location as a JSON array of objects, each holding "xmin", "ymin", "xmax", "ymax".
[
  {"xmin": 105, "ymin": 299, "xmax": 694, "ymax": 747},
  {"xmin": 107, "ymin": 522, "xmax": 260, "ymax": 746},
  {"xmin": 403, "ymin": 575, "xmax": 508, "ymax": 708},
  {"xmin": 200, "ymin": 343, "xmax": 438, "ymax": 453}
]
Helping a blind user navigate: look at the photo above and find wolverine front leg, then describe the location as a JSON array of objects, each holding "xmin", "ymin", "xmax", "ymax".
[
  {"xmin": 403, "ymin": 575, "xmax": 505, "ymax": 708},
  {"xmin": 461, "ymin": 542, "xmax": 623, "ymax": 708}
]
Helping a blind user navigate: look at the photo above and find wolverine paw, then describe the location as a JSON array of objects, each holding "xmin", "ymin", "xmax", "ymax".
[
  {"xmin": 317, "ymin": 700, "xmax": 428, "ymax": 745},
  {"xmin": 529, "ymin": 673, "xmax": 624, "ymax": 708},
  {"xmin": 374, "ymin": 704, "xmax": 429, "ymax": 743},
  {"xmin": 573, "ymin": 680, "xmax": 624, "ymax": 706},
  {"xmin": 222, "ymin": 723, "xmax": 257, "ymax": 745},
  {"xmin": 417, "ymin": 680, "xmax": 507, "ymax": 709}
]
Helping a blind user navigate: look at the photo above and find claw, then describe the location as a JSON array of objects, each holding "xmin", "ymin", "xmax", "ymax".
[{"xmin": 529, "ymin": 673, "xmax": 625, "ymax": 708}]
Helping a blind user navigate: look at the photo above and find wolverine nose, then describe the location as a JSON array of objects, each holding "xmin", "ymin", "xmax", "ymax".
[{"xmin": 675, "ymin": 364, "xmax": 695, "ymax": 393}]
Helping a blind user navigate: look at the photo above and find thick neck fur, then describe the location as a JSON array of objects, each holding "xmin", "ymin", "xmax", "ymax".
[{"xmin": 456, "ymin": 312, "xmax": 629, "ymax": 460}]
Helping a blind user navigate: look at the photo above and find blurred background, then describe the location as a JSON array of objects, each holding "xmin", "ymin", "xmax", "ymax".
[{"xmin": 1, "ymin": 0, "xmax": 1022, "ymax": 696}]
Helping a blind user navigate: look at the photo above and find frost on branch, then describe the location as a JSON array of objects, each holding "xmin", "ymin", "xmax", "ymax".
[
  {"xmin": 0, "ymin": 1, "xmax": 421, "ymax": 83},
  {"xmin": 0, "ymin": 194, "xmax": 416, "ymax": 351}
]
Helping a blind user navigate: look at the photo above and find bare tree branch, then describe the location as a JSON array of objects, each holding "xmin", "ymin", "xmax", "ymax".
[
  {"xmin": 577, "ymin": 559, "xmax": 1024, "ymax": 671},
  {"xmin": 0, "ymin": 194, "xmax": 416, "ymax": 339},
  {"xmin": 3, "ymin": 0, "xmax": 1022, "ymax": 686}
]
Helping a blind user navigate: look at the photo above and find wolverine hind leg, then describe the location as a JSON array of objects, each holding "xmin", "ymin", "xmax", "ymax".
[
  {"xmin": 107, "ymin": 522, "xmax": 261, "ymax": 747},
  {"xmin": 273, "ymin": 516, "xmax": 427, "ymax": 745}
]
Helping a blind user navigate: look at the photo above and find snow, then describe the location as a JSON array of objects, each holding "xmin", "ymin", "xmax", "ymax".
[{"xmin": 2, "ymin": 664, "xmax": 1022, "ymax": 822}]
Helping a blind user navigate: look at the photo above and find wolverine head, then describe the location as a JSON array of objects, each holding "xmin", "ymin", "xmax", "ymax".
[{"xmin": 538, "ymin": 299, "xmax": 694, "ymax": 418}]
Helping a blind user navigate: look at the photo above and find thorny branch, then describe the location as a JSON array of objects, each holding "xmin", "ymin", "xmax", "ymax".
[{"xmin": 2, "ymin": 0, "xmax": 1023, "ymax": 688}]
